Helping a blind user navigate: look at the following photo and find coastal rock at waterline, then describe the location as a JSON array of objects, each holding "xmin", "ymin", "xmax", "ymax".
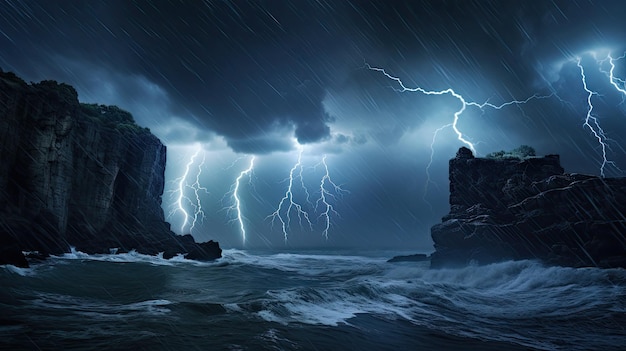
[
  {"xmin": 0, "ymin": 70, "xmax": 221, "ymax": 267},
  {"xmin": 0, "ymin": 235, "xmax": 29, "ymax": 268},
  {"xmin": 430, "ymin": 147, "xmax": 626, "ymax": 269},
  {"xmin": 387, "ymin": 253, "xmax": 430, "ymax": 263}
]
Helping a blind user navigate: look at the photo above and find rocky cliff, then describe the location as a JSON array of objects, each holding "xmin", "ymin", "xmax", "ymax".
[
  {"xmin": 0, "ymin": 70, "xmax": 221, "ymax": 267},
  {"xmin": 430, "ymin": 147, "xmax": 626, "ymax": 268}
]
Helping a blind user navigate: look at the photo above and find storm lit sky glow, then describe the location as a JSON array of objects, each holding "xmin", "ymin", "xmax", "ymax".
[{"xmin": 2, "ymin": 0, "xmax": 626, "ymax": 250}]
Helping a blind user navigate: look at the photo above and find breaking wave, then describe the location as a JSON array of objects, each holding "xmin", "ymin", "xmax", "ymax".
[{"xmin": 2, "ymin": 249, "xmax": 624, "ymax": 350}]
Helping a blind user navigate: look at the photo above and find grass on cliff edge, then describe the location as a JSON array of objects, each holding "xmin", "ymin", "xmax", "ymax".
[
  {"xmin": 80, "ymin": 103, "xmax": 151, "ymax": 135},
  {"xmin": 0, "ymin": 70, "xmax": 151, "ymax": 137},
  {"xmin": 485, "ymin": 145, "xmax": 536, "ymax": 160}
]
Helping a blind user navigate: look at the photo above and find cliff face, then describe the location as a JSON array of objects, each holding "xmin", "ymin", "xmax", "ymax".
[
  {"xmin": 430, "ymin": 147, "xmax": 626, "ymax": 268},
  {"xmin": 0, "ymin": 71, "xmax": 220, "ymax": 266}
]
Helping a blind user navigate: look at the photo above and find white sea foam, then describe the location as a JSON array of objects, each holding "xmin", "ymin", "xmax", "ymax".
[
  {"xmin": 53, "ymin": 247, "xmax": 174, "ymax": 265},
  {"xmin": 51, "ymin": 247, "xmax": 224, "ymax": 267},
  {"xmin": 2, "ymin": 248, "xmax": 623, "ymax": 351},
  {"xmin": 250, "ymin": 254, "xmax": 626, "ymax": 351},
  {"xmin": 254, "ymin": 275, "xmax": 425, "ymax": 327}
]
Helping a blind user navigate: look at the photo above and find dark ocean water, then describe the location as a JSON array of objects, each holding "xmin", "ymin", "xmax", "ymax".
[{"xmin": 1, "ymin": 248, "xmax": 625, "ymax": 351}]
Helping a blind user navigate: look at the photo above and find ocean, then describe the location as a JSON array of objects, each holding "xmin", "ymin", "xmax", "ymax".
[{"xmin": 1, "ymin": 249, "xmax": 625, "ymax": 351}]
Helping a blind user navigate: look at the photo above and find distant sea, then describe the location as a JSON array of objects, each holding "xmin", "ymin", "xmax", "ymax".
[{"xmin": 1, "ymin": 249, "xmax": 625, "ymax": 350}]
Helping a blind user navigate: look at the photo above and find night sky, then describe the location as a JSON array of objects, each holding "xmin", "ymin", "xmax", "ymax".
[{"xmin": 2, "ymin": 0, "xmax": 626, "ymax": 250}]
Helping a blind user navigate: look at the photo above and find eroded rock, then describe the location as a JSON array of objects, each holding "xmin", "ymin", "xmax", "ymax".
[
  {"xmin": 0, "ymin": 70, "xmax": 221, "ymax": 266},
  {"xmin": 431, "ymin": 147, "xmax": 626, "ymax": 268}
]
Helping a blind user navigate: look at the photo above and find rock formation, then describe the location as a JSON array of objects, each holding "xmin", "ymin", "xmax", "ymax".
[
  {"xmin": 387, "ymin": 253, "xmax": 429, "ymax": 263},
  {"xmin": 0, "ymin": 70, "xmax": 221, "ymax": 267},
  {"xmin": 430, "ymin": 147, "xmax": 626, "ymax": 268}
]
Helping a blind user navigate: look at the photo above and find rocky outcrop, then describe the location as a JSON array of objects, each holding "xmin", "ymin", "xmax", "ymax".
[
  {"xmin": 430, "ymin": 147, "xmax": 626, "ymax": 268},
  {"xmin": 0, "ymin": 70, "xmax": 221, "ymax": 267},
  {"xmin": 387, "ymin": 253, "xmax": 429, "ymax": 263}
]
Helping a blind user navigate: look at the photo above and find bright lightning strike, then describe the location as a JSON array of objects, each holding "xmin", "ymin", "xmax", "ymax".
[
  {"xmin": 188, "ymin": 151, "xmax": 209, "ymax": 233},
  {"xmin": 229, "ymin": 156, "xmax": 255, "ymax": 244},
  {"xmin": 423, "ymin": 123, "xmax": 451, "ymax": 211},
  {"xmin": 572, "ymin": 51, "xmax": 626, "ymax": 177},
  {"xmin": 267, "ymin": 148, "xmax": 313, "ymax": 243},
  {"xmin": 575, "ymin": 57, "xmax": 615, "ymax": 178},
  {"xmin": 365, "ymin": 63, "xmax": 553, "ymax": 205},
  {"xmin": 365, "ymin": 63, "xmax": 553, "ymax": 155},
  {"xmin": 173, "ymin": 154, "xmax": 194, "ymax": 232},
  {"xmin": 601, "ymin": 52, "xmax": 626, "ymax": 97},
  {"xmin": 168, "ymin": 146, "xmax": 209, "ymax": 234},
  {"xmin": 315, "ymin": 155, "xmax": 348, "ymax": 240},
  {"xmin": 366, "ymin": 64, "xmax": 474, "ymax": 152}
]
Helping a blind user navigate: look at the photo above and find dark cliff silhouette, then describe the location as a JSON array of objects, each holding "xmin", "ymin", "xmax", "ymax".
[
  {"xmin": 0, "ymin": 70, "xmax": 220, "ymax": 267},
  {"xmin": 431, "ymin": 147, "xmax": 626, "ymax": 268}
]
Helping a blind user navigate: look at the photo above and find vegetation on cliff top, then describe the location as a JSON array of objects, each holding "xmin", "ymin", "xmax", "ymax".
[
  {"xmin": 1, "ymin": 71, "xmax": 150, "ymax": 137},
  {"xmin": 80, "ymin": 103, "xmax": 151, "ymax": 135},
  {"xmin": 1, "ymin": 71, "xmax": 78, "ymax": 108},
  {"xmin": 485, "ymin": 145, "xmax": 536, "ymax": 160}
]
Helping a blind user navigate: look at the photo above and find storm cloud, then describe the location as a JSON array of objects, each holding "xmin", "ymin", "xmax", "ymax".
[{"xmin": 2, "ymin": 0, "xmax": 626, "ymax": 249}]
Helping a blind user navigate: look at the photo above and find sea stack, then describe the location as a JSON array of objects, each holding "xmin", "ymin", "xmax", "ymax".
[{"xmin": 430, "ymin": 147, "xmax": 626, "ymax": 268}]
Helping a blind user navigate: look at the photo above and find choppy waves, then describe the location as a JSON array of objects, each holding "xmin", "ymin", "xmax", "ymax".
[
  {"xmin": 52, "ymin": 247, "xmax": 227, "ymax": 267},
  {"xmin": 222, "ymin": 251, "xmax": 626, "ymax": 350},
  {"xmin": 2, "ymin": 249, "xmax": 625, "ymax": 350}
]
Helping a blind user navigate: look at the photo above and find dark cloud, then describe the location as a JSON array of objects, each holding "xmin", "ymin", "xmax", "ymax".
[
  {"xmin": 227, "ymin": 135, "xmax": 295, "ymax": 155},
  {"xmin": 294, "ymin": 120, "xmax": 331, "ymax": 144},
  {"xmin": 2, "ymin": 0, "xmax": 626, "ymax": 248},
  {"xmin": 3, "ymin": 0, "xmax": 624, "ymax": 152},
  {"xmin": 0, "ymin": 0, "xmax": 370, "ymax": 152}
]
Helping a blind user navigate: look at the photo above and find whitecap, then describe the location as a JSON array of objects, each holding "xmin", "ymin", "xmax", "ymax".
[{"xmin": 50, "ymin": 247, "xmax": 226, "ymax": 267}]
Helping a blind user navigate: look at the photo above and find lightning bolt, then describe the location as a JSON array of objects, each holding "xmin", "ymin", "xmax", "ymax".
[
  {"xmin": 568, "ymin": 50, "xmax": 626, "ymax": 177},
  {"xmin": 267, "ymin": 148, "xmax": 313, "ymax": 243},
  {"xmin": 365, "ymin": 63, "xmax": 553, "ymax": 205},
  {"xmin": 168, "ymin": 145, "xmax": 208, "ymax": 234},
  {"xmin": 229, "ymin": 156, "xmax": 255, "ymax": 244},
  {"xmin": 366, "ymin": 64, "xmax": 474, "ymax": 152},
  {"xmin": 189, "ymin": 152, "xmax": 209, "ymax": 233},
  {"xmin": 575, "ymin": 56, "xmax": 616, "ymax": 178},
  {"xmin": 315, "ymin": 155, "xmax": 348, "ymax": 240},
  {"xmin": 601, "ymin": 52, "xmax": 626, "ymax": 98},
  {"xmin": 423, "ymin": 123, "xmax": 451, "ymax": 211},
  {"xmin": 365, "ymin": 63, "xmax": 554, "ymax": 155}
]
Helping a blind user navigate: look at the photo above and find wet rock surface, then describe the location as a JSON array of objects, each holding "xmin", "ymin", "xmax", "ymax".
[
  {"xmin": 430, "ymin": 147, "xmax": 626, "ymax": 268},
  {"xmin": 0, "ymin": 71, "xmax": 221, "ymax": 267}
]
